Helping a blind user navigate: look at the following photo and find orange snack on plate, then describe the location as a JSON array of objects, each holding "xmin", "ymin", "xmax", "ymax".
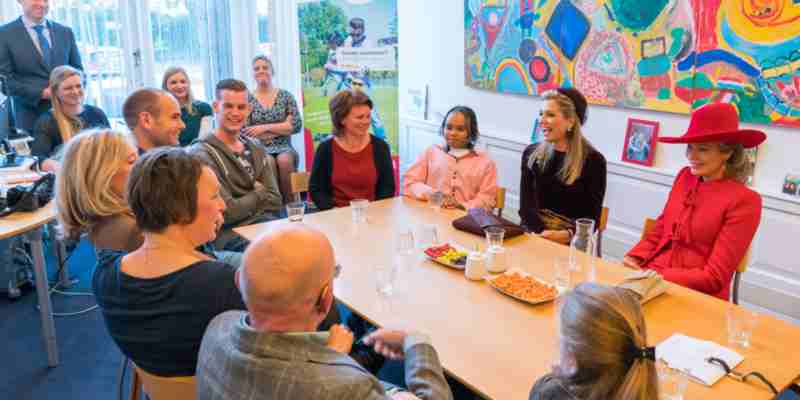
[{"xmin": 491, "ymin": 272, "xmax": 558, "ymax": 302}]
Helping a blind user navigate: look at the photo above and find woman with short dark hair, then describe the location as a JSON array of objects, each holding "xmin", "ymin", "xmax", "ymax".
[
  {"xmin": 309, "ymin": 89, "xmax": 395, "ymax": 210},
  {"xmin": 92, "ymin": 147, "xmax": 240, "ymax": 377}
]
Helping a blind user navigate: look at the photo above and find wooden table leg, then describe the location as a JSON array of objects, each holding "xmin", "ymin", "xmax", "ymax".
[{"xmin": 26, "ymin": 227, "xmax": 58, "ymax": 367}]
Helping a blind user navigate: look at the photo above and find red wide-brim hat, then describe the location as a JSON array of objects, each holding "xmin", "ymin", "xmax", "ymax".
[{"xmin": 659, "ymin": 103, "xmax": 766, "ymax": 148}]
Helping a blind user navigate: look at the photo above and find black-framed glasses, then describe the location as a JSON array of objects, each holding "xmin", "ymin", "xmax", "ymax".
[{"xmin": 706, "ymin": 357, "xmax": 778, "ymax": 395}]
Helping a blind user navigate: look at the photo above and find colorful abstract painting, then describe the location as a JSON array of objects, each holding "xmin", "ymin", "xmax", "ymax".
[{"xmin": 464, "ymin": 0, "xmax": 800, "ymax": 128}]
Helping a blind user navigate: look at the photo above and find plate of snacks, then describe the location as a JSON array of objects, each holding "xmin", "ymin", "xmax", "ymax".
[
  {"xmin": 486, "ymin": 268, "xmax": 559, "ymax": 305},
  {"xmin": 423, "ymin": 243, "xmax": 469, "ymax": 270}
]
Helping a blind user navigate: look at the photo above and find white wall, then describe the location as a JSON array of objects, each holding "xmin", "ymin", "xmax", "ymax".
[{"xmin": 398, "ymin": 0, "xmax": 800, "ymax": 322}]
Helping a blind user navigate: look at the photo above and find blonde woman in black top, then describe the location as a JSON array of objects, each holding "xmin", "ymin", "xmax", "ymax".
[{"xmin": 519, "ymin": 88, "xmax": 606, "ymax": 244}]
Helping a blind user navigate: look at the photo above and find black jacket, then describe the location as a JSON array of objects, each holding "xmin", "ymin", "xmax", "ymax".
[{"xmin": 309, "ymin": 135, "xmax": 395, "ymax": 210}]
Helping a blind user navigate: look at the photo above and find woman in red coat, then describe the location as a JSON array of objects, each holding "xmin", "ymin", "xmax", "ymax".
[{"xmin": 624, "ymin": 103, "xmax": 765, "ymax": 300}]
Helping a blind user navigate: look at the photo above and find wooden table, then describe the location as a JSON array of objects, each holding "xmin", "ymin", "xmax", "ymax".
[
  {"xmin": 236, "ymin": 197, "xmax": 800, "ymax": 399},
  {"xmin": 0, "ymin": 201, "xmax": 60, "ymax": 367}
]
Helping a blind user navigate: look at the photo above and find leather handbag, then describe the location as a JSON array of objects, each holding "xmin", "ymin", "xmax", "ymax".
[{"xmin": 452, "ymin": 208, "xmax": 526, "ymax": 239}]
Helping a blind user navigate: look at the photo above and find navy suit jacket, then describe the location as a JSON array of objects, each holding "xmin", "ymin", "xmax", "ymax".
[{"xmin": 0, "ymin": 17, "xmax": 83, "ymax": 132}]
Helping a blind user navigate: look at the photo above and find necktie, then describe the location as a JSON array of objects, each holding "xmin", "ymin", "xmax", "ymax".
[{"xmin": 33, "ymin": 24, "xmax": 51, "ymax": 67}]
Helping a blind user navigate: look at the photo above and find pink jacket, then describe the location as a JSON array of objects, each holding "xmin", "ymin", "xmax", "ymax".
[{"xmin": 402, "ymin": 145, "xmax": 497, "ymax": 210}]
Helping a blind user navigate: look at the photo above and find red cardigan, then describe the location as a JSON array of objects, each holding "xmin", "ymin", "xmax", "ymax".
[{"xmin": 626, "ymin": 167, "xmax": 761, "ymax": 300}]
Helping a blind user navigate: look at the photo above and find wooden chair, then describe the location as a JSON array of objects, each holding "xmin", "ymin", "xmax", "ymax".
[
  {"xmin": 494, "ymin": 187, "xmax": 506, "ymax": 217},
  {"xmin": 595, "ymin": 206, "xmax": 609, "ymax": 256},
  {"xmin": 289, "ymin": 171, "xmax": 310, "ymax": 195},
  {"xmin": 129, "ymin": 361, "xmax": 195, "ymax": 400},
  {"xmin": 639, "ymin": 217, "xmax": 749, "ymax": 304}
]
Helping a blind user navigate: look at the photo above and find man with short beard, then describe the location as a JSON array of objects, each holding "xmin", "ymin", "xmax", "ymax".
[{"xmin": 122, "ymin": 88, "xmax": 185, "ymax": 154}]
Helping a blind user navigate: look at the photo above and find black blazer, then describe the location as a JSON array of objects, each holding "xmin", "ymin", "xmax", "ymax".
[
  {"xmin": 309, "ymin": 135, "xmax": 395, "ymax": 211},
  {"xmin": 0, "ymin": 17, "xmax": 83, "ymax": 129}
]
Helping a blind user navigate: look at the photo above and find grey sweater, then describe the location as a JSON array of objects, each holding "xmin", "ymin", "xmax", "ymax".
[{"xmin": 190, "ymin": 134, "xmax": 281, "ymax": 243}]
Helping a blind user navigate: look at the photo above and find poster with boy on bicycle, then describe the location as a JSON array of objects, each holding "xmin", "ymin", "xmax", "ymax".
[{"xmin": 299, "ymin": 0, "xmax": 399, "ymax": 154}]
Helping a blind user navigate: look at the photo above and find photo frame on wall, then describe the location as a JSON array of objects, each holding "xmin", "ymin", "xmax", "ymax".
[
  {"xmin": 783, "ymin": 173, "xmax": 800, "ymax": 197},
  {"xmin": 622, "ymin": 118, "xmax": 659, "ymax": 167}
]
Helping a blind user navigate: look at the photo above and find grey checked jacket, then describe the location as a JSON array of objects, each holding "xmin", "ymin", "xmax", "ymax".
[{"xmin": 197, "ymin": 311, "xmax": 453, "ymax": 400}]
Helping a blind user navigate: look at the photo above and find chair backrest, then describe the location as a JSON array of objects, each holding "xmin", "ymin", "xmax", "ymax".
[
  {"xmin": 290, "ymin": 172, "xmax": 310, "ymax": 194},
  {"xmin": 131, "ymin": 363, "xmax": 196, "ymax": 400},
  {"xmin": 392, "ymin": 155, "xmax": 400, "ymax": 196},
  {"xmin": 494, "ymin": 187, "xmax": 506, "ymax": 217},
  {"xmin": 737, "ymin": 248, "xmax": 751, "ymax": 273},
  {"xmin": 598, "ymin": 206, "xmax": 609, "ymax": 232},
  {"xmin": 641, "ymin": 218, "xmax": 657, "ymax": 241}
]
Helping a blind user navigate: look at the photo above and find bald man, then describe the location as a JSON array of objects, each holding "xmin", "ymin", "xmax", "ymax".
[{"xmin": 197, "ymin": 224, "xmax": 453, "ymax": 400}]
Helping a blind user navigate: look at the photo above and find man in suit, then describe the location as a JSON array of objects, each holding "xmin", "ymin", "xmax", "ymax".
[
  {"xmin": 0, "ymin": 0, "xmax": 83, "ymax": 133},
  {"xmin": 197, "ymin": 224, "xmax": 453, "ymax": 400}
]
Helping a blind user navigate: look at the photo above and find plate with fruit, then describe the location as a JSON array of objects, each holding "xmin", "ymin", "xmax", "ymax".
[{"xmin": 423, "ymin": 243, "xmax": 469, "ymax": 270}]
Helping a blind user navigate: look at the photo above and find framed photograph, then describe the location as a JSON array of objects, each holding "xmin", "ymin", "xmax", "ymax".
[
  {"xmin": 622, "ymin": 118, "xmax": 659, "ymax": 166},
  {"xmin": 783, "ymin": 173, "xmax": 800, "ymax": 197}
]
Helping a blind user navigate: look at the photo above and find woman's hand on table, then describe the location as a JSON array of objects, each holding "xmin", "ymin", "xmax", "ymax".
[
  {"xmin": 623, "ymin": 256, "xmax": 642, "ymax": 270},
  {"xmin": 326, "ymin": 324, "xmax": 354, "ymax": 354},
  {"xmin": 540, "ymin": 230, "xmax": 571, "ymax": 245}
]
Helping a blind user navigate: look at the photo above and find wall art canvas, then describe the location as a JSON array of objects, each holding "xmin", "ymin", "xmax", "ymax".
[{"xmin": 464, "ymin": 0, "xmax": 800, "ymax": 128}]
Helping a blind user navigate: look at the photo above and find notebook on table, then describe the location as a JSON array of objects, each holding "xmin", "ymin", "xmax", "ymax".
[{"xmin": 656, "ymin": 333, "xmax": 744, "ymax": 386}]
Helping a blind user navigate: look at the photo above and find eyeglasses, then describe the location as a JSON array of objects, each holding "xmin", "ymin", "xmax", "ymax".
[
  {"xmin": 706, "ymin": 357, "xmax": 778, "ymax": 395},
  {"xmin": 316, "ymin": 263, "xmax": 343, "ymax": 308}
]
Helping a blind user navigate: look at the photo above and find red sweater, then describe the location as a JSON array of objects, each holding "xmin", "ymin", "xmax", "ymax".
[
  {"xmin": 627, "ymin": 167, "xmax": 761, "ymax": 300},
  {"xmin": 331, "ymin": 140, "xmax": 377, "ymax": 207}
]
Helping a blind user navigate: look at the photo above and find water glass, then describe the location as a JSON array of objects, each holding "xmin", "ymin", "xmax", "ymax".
[
  {"xmin": 657, "ymin": 362, "xmax": 688, "ymax": 400},
  {"xmin": 416, "ymin": 224, "xmax": 439, "ymax": 249},
  {"xmin": 350, "ymin": 199, "xmax": 369, "ymax": 223},
  {"xmin": 727, "ymin": 307, "xmax": 759, "ymax": 348},
  {"xmin": 375, "ymin": 264, "xmax": 397, "ymax": 297},
  {"xmin": 394, "ymin": 229, "xmax": 415, "ymax": 256},
  {"xmin": 428, "ymin": 191, "xmax": 444, "ymax": 210},
  {"xmin": 486, "ymin": 246, "xmax": 507, "ymax": 273},
  {"xmin": 553, "ymin": 257, "xmax": 571, "ymax": 294},
  {"xmin": 286, "ymin": 201, "xmax": 305, "ymax": 222},
  {"xmin": 484, "ymin": 226, "xmax": 505, "ymax": 250}
]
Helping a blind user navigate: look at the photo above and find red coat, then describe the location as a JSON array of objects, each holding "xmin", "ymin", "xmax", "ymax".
[{"xmin": 627, "ymin": 167, "xmax": 761, "ymax": 300}]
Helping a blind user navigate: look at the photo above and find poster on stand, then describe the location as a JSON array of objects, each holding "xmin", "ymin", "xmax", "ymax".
[{"xmin": 299, "ymin": 0, "xmax": 399, "ymax": 155}]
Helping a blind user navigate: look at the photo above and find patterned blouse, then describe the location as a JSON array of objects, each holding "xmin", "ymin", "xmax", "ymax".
[{"xmin": 246, "ymin": 89, "xmax": 303, "ymax": 154}]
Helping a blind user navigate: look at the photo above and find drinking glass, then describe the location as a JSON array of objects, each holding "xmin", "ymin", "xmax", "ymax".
[
  {"xmin": 657, "ymin": 362, "xmax": 688, "ymax": 400},
  {"xmin": 428, "ymin": 191, "xmax": 444, "ymax": 210},
  {"xmin": 375, "ymin": 264, "xmax": 397, "ymax": 297},
  {"xmin": 416, "ymin": 224, "xmax": 439, "ymax": 249},
  {"xmin": 553, "ymin": 257, "xmax": 571, "ymax": 294},
  {"xmin": 286, "ymin": 201, "xmax": 305, "ymax": 222},
  {"xmin": 569, "ymin": 218, "xmax": 597, "ymax": 273},
  {"xmin": 484, "ymin": 226, "xmax": 505, "ymax": 250},
  {"xmin": 394, "ymin": 229, "xmax": 415, "ymax": 256},
  {"xmin": 350, "ymin": 199, "xmax": 369, "ymax": 223},
  {"xmin": 727, "ymin": 307, "xmax": 759, "ymax": 349},
  {"xmin": 486, "ymin": 246, "xmax": 507, "ymax": 273}
]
